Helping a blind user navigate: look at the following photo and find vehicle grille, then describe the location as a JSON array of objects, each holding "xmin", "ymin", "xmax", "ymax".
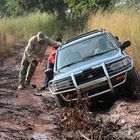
[{"xmin": 75, "ymin": 67, "xmax": 105, "ymax": 85}]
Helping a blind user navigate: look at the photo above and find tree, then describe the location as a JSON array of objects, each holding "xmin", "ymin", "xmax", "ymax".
[
  {"xmin": 96, "ymin": 0, "xmax": 114, "ymax": 10},
  {"xmin": 0, "ymin": 0, "xmax": 67, "ymax": 17},
  {"xmin": 5, "ymin": 0, "xmax": 24, "ymax": 16},
  {"xmin": 64, "ymin": 0, "xmax": 116, "ymax": 15},
  {"xmin": 115, "ymin": 0, "xmax": 140, "ymax": 10},
  {"xmin": 39, "ymin": 0, "xmax": 68, "ymax": 19},
  {"xmin": 0, "ymin": 0, "xmax": 7, "ymax": 16},
  {"xmin": 64, "ymin": 0, "xmax": 96, "ymax": 15},
  {"xmin": 0, "ymin": 0, "xmax": 117, "ymax": 17},
  {"xmin": 5, "ymin": 0, "xmax": 42, "ymax": 16}
]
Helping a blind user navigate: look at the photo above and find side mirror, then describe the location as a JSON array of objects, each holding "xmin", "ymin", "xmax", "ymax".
[
  {"xmin": 120, "ymin": 40, "xmax": 131, "ymax": 50},
  {"xmin": 115, "ymin": 36, "xmax": 119, "ymax": 41}
]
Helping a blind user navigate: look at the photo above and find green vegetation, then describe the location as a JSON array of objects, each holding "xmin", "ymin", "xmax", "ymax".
[
  {"xmin": 0, "ymin": 13, "xmax": 55, "ymax": 57},
  {"xmin": 0, "ymin": 0, "xmax": 115, "ymax": 17},
  {"xmin": 2, "ymin": 0, "xmax": 67, "ymax": 17},
  {"xmin": 64, "ymin": 0, "xmax": 116, "ymax": 15}
]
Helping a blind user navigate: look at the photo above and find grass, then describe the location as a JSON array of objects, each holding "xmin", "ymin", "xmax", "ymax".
[
  {"xmin": 87, "ymin": 10, "xmax": 140, "ymax": 73},
  {"xmin": 0, "ymin": 13, "xmax": 70, "ymax": 58},
  {"xmin": 0, "ymin": 12, "xmax": 83, "ymax": 58}
]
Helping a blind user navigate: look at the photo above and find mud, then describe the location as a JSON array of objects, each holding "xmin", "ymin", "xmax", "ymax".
[{"xmin": 0, "ymin": 48, "xmax": 139, "ymax": 140}]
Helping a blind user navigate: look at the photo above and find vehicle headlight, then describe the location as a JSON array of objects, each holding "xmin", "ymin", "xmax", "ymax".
[
  {"xmin": 49, "ymin": 79, "xmax": 71, "ymax": 92},
  {"xmin": 122, "ymin": 58, "xmax": 129, "ymax": 66},
  {"xmin": 110, "ymin": 57, "xmax": 130, "ymax": 71},
  {"xmin": 110, "ymin": 61, "xmax": 124, "ymax": 71},
  {"xmin": 57, "ymin": 80, "xmax": 71, "ymax": 88}
]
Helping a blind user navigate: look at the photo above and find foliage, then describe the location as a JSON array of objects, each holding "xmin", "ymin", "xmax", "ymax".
[
  {"xmin": 39, "ymin": 0, "xmax": 67, "ymax": 18},
  {"xmin": 5, "ymin": 0, "xmax": 24, "ymax": 16},
  {"xmin": 0, "ymin": 0, "xmax": 67, "ymax": 18},
  {"xmin": 115, "ymin": 0, "xmax": 140, "ymax": 9},
  {"xmin": 0, "ymin": 0, "xmax": 117, "ymax": 17},
  {"xmin": 0, "ymin": 0, "xmax": 7, "ymax": 16},
  {"xmin": 1, "ymin": 0, "xmax": 140, "ymax": 17},
  {"xmin": 64, "ymin": 0, "xmax": 116, "ymax": 15}
]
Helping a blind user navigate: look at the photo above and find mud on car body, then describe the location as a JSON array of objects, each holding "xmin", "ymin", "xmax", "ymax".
[{"xmin": 48, "ymin": 29, "xmax": 135, "ymax": 107}]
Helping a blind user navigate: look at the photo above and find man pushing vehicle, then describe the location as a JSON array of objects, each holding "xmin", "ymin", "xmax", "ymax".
[{"xmin": 18, "ymin": 31, "xmax": 61, "ymax": 90}]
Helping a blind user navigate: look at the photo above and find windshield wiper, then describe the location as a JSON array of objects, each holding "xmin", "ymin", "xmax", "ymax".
[
  {"xmin": 83, "ymin": 49, "xmax": 117, "ymax": 60},
  {"xmin": 59, "ymin": 60, "xmax": 83, "ymax": 70}
]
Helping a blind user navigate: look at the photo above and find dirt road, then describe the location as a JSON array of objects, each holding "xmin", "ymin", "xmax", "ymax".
[{"xmin": 0, "ymin": 50, "xmax": 139, "ymax": 140}]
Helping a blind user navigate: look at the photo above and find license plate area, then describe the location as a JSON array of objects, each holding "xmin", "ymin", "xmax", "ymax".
[{"xmin": 80, "ymin": 81, "xmax": 108, "ymax": 93}]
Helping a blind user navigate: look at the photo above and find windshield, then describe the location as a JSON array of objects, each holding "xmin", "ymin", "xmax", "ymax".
[{"xmin": 56, "ymin": 34, "xmax": 118, "ymax": 71}]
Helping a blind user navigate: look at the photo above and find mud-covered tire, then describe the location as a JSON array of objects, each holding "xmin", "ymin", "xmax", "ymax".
[
  {"xmin": 125, "ymin": 68, "xmax": 140, "ymax": 97},
  {"xmin": 90, "ymin": 92, "xmax": 114, "ymax": 111}
]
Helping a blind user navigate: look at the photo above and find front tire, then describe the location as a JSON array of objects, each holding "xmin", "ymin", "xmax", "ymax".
[{"xmin": 125, "ymin": 69, "xmax": 140, "ymax": 97}]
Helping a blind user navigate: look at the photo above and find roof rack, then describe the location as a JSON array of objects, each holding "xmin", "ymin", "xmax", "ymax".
[{"xmin": 63, "ymin": 29, "xmax": 106, "ymax": 45}]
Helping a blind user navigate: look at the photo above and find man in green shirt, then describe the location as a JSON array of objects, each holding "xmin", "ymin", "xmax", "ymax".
[{"xmin": 18, "ymin": 31, "xmax": 61, "ymax": 90}]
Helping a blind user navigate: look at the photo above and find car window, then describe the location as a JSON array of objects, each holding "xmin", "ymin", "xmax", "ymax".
[{"xmin": 56, "ymin": 34, "xmax": 118, "ymax": 70}]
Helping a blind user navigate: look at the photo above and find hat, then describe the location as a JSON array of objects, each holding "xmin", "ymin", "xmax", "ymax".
[{"xmin": 37, "ymin": 31, "xmax": 45, "ymax": 39}]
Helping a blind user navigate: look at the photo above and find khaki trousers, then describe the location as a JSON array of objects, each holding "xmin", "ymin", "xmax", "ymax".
[{"xmin": 19, "ymin": 53, "xmax": 38, "ymax": 86}]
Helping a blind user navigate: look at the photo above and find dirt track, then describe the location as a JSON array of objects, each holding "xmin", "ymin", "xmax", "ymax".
[{"xmin": 0, "ymin": 49, "xmax": 140, "ymax": 140}]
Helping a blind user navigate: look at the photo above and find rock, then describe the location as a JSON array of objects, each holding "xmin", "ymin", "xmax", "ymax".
[
  {"xmin": 109, "ymin": 131, "xmax": 133, "ymax": 140},
  {"xmin": 31, "ymin": 133, "xmax": 48, "ymax": 140},
  {"xmin": 63, "ymin": 131, "xmax": 76, "ymax": 139}
]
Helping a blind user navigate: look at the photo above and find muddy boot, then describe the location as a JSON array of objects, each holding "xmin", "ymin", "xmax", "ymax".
[
  {"xmin": 25, "ymin": 80, "xmax": 30, "ymax": 87},
  {"xmin": 31, "ymin": 84, "xmax": 37, "ymax": 89}
]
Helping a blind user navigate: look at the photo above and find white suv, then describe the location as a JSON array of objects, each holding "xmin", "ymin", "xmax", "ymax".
[{"xmin": 49, "ymin": 29, "xmax": 137, "ymax": 107}]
